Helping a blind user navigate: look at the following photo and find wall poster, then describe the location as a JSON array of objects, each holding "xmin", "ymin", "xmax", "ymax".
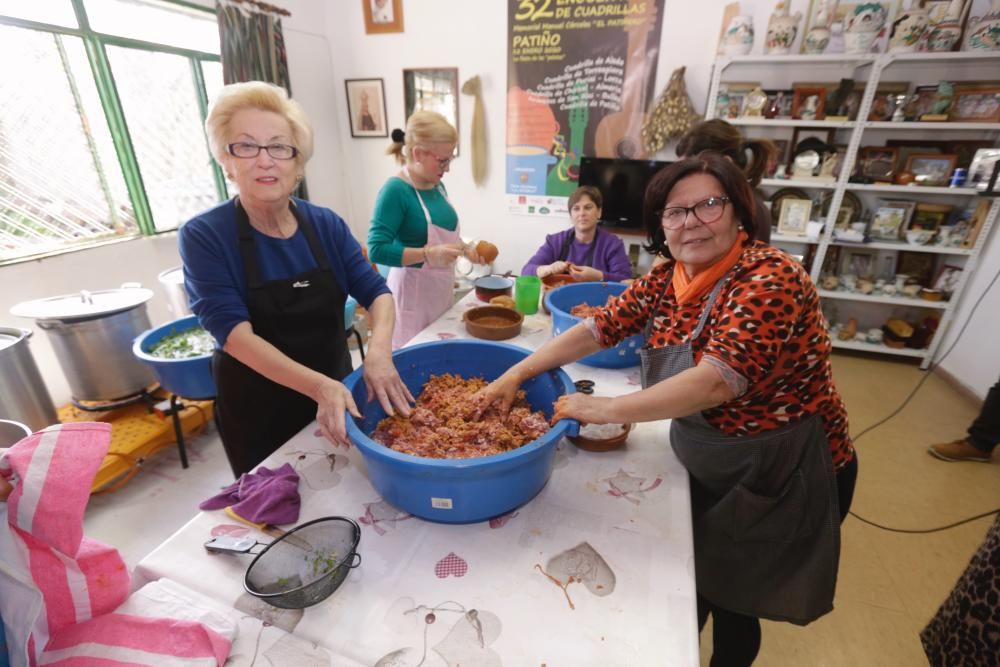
[{"xmin": 506, "ymin": 0, "xmax": 665, "ymax": 213}]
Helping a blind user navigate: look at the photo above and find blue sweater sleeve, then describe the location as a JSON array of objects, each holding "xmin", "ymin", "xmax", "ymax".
[{"xmin": 521, "ymin": 231, "xmax": 565, "ymax": 276}]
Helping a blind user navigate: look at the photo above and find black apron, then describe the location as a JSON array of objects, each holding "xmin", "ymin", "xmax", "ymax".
[
  {"xmin": 640, "ymin": 272, "xmax": 840, "ymax": 625},
  {"xmin": 212, "ymin": 201, "xmax": 351, "ymax": 477},
  {"xmin": 558, "ymin": 229, "xmax": 600, "ymax": 266}
]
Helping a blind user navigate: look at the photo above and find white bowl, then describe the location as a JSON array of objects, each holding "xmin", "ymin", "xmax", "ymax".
[{"xmin": 906, "ymin": 230, "xmax": 934, "ymax": 245}]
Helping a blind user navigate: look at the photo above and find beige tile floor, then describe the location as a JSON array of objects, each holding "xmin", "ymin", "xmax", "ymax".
[{"xmin": 81, "ymin": 349, "xmax": 1000, "ymax": 665}]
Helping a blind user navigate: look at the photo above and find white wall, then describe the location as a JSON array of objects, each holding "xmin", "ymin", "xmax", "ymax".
[{"xmin": 3, "ymin": 0, "xmax": 999, "ymax": 407}]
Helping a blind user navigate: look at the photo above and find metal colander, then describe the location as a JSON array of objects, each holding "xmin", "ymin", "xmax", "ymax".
[{"xmin": 243, "ymin": 516, "xmax": 361, "ymax": 609}]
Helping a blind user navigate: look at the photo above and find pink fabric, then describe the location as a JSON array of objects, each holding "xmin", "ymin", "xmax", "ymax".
[
  {"xmin": 45, "ymin": 614, "xmax": 231, "ymax": 663},
  {"xmin": 1, "ymin": 422, "xmax": 233, "ymax": 667}
]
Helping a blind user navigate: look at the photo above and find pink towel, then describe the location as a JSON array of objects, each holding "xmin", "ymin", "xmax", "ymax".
[{"xmin": 0, "ymin": 423, "xmax": 234, "ymax": 667}]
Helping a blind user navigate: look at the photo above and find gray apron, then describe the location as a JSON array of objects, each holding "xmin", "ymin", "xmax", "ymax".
[{"xmin": 640, "ymin": 274, "xmax": 840, "ymax": 625}]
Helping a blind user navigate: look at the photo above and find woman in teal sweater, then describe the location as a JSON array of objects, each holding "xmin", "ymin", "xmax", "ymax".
[{"xmin": 368, "ymin": 111, "xmax": 484, "ymax": 348}]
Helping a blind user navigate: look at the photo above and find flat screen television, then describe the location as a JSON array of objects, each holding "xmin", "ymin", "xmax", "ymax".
[{"xmin": 578, "ymin": 157, "xmax": 672, "ymax": 230}]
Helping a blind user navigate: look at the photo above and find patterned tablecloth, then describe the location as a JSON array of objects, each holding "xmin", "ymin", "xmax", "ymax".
[{"xmin": 135, "ymin": 292, "xmax": 697, "ymax": 666}]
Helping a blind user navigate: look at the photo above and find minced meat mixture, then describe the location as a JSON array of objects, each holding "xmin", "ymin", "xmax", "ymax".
[{"xmin": 372, "ymin": 374, "xmax": 550, "ymax": 459}]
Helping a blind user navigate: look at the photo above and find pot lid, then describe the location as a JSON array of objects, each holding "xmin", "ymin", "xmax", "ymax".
[
  {"xmin": 10, "ymin": 286, "xmax": 154, "ymax": 320},
  {"xmin": 0, "ymin": 331, "xmax": 22, "ymax": 350}
]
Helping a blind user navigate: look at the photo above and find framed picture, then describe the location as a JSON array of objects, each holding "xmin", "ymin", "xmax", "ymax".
[
  {"xmin": 344, "ymin": 78, "xmax": 388, "ymax": 138},
  {"xmin": 897, "ymin": 250, "xmax": 936, "ymax": 286},
  {"xmin": 932, "ymin": 265, "xmax": 963, "ymax": 296},
  {"xmin": 719, "ymin": 82, "xmax": 759, "ymax": 119},
  {"xmin": 403, "ymin": 67, "xmax": 460, "ymax": 141},
  {"xmin": 840, "ymin": 248, "xmax": 877, "ymax": 279},
  {"xmin": 870, "ymin": 205, "xmax": 909, "ymax": 240},
  {"xmin": 362, "ymin": 0, "xmax": 404, "ymax": 34},
  {"xmin": 790, "ymin": 127, "xmax": 836, "ymax": 154},
  {"xmin": 777, "ymin": 198, "xmax": 813, "ymax": 236},
  {"xmin": 950, "ymin": 84, "xmax": 1000, "ymax": 123},
  {"xmin": 904, "ymin": 153, "xmax": 957, "ymax": 186},
  {"xmin": 968, "ymin": 148, "xmax": 1000, "ymax": 190},
  {"xmin": 864, "ymin": 81, "xmax": 911, "ymax": 121},
  {"xmin": 792, "ymin": 86, "xmax": 826, "ymax": 120},
  {"xmin": 859, "ymin": 146, "xmax": 898, "ymax": 182},
  {"xmin": 910, "ymin": 202, "xmax": 953, "ymax": 232}
]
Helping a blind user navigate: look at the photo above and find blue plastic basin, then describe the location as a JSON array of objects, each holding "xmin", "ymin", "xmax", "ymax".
[
  {"xmin": 133, "ymin": 315, "xmax": 216, "ymax": 399},
  {"xmin": 544, "ymin": 282, "xmax": 642, "ymax": 368},
  {"xmin": 343, "ymin": 340, "xmax": 578, "ymax": 524}
]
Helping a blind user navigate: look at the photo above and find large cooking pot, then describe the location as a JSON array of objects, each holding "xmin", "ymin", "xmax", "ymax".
[
  {"xmin": 0, "ymin": 419, "xmax": 31, "ymax": 448},
  {"xmin": 11, "ymin": 286, "xmax": 157, "ymax": 402},
  {"xmin": 0, "ymin": 327, "xmax": 57, "ymax": 431},
  {"xmin": 158, "ymin": 266, "xmax": 191, "ymax": 317},
  {"xmin": 343, "ymin": 340, "xmax": 579, "ymax": 524}
]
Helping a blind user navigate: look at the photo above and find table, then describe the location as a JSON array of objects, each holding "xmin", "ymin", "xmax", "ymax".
[{"xmin": 135, "ymin": 293, "xmax": 698, "ymax": 666}]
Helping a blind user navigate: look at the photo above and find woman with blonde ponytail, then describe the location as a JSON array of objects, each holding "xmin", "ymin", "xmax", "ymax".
[{"xmin": 368, "ymin": 111, "xmax": 486, "ymax": 348}]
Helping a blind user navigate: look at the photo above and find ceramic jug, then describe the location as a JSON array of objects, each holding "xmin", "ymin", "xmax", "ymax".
[
  {"xmin": 845, "ymin": 2, "xmax": 887, "ymax": 53},
  {"xmin": 926, "ymin": 0, "xmax": 965, "ymax": 51},
  {"xmin": 889, "ymin": 1, "xmax": 930, "ymax": 52},
  {"xmin": 765, "ymin": 2, "xmax": 802, "ymax": 54},
  {"xmin": 720, "ymin": 15, "xmax": 755, "ymax": 56},
  {"xmin": 804, "ymin": 0, "xmax": 838, "ymax": 54},
  {"xmin": 963, "ymin": 0, "xmax": 1000, "ymax": 51}
]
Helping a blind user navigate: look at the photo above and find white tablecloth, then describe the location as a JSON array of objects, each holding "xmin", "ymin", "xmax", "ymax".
[{"xmin": 135, "ymin": 293, "xmax": 697, "ymax": 666}]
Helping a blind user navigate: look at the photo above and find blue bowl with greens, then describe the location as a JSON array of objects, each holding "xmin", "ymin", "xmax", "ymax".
[{"xmin": 133, "ymin": 315, "xmax": 216, "ymax": 399}]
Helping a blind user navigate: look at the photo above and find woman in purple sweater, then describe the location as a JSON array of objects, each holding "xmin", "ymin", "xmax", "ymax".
[{"xmin": 521, "ymin": 186, "xmax": 633, "ymax": 282}]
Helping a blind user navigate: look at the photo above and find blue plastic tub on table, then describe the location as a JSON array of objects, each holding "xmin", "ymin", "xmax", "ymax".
[
  {"xmin": 343, "ymin": 340, "xmax": 579, "ymax": 524},
  {"xmin": 544, "ymin": 282, "xmax": 642, "ymax": 368},
  {"xmin": 133, "ymin": 315, "xmax": 216, "ymax": 399}
]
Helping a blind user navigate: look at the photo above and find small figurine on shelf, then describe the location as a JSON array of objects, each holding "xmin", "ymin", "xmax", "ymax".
[
  {"xmin": 766, "ymin": 1, "xmax": 803, "ymax": 54},
  {"xmin": 891, "ymin": 94, "xmax": 908, "ymax": 121},
  {"xmin": 826, "ymin": 78, "xmax": 855, "ymax": 119},
  {"xmin": 927, "ymin": 80, "xmax": 954, "ymax": 120},
  {"xmin": 765, "ymin": 91, "xmax": 786, "ymax": 119},
  {"xmin": 827, "ymin": 21, "xmax": 847, "ymax": 52}
]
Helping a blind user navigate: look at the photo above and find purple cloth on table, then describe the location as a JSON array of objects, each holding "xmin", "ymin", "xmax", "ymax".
[
  {"xmin": 520, "ymin": 228, "xmax": 633, "ymax": 282},
  {"xmin": 199, "ymin": 463, "xmax": 301, "ymax": 525}
]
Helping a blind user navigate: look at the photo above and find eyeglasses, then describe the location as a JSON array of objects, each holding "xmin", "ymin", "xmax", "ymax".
[
  {"xmin": 226, "ymin": 142, "xmax": 298, "ymax": 160},
  {"xmin": 419, "ymin": 146, "xmax": 456, "ymax": 168},
  {"xmin": 660, "ymin": 196, "xmax": 730, "ymax": 230}
]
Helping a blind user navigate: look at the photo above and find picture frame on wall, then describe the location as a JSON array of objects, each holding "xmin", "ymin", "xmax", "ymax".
[
  {"xmin": 344, "ymin": 78, "xmax": 388, "ymax": 138},
  {"xmin": 362, "ymin": 0, "xmax": 404, "ymax": 34},
  {"xmin": 840, "ymin": 248, "xmax": 877, "ymax": 279},
  {"xmin": 777, "ymin": 198, "xmax": 812, "ymax": 236},
  {"xmin": 968, "ymin": 148, "xmax": 1000, "ymax": 190},
  {"xmin": 910, "ymin": 202, "xmax": 953, "ymax": 232},
  {"xmin": 904, "ymin": 153, "xmax": 957, "ymax": 186},
  {"xmin": 859, "ymin": 146, "xmax": 898, "ymax": 182},
  {"xmin": 897, "ymin": 250, "xmax": 936, "ymax": 286},
  {"xmin": 403, "ymin": 67, "xmax": 460, "ymax": 143},
  {"xmin": 870, "ymin": 204, "xmax": 909, "ymax": 240}
]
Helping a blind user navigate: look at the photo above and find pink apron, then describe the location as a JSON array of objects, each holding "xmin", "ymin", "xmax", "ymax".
[{"xmin": 386, "ymin": 168, "xmax": 460, "ymax": 349}]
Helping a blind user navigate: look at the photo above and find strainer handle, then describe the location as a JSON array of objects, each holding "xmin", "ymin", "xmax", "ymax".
[{"xmin": 347, "ymin": 551, "xmax": 362, "ymax": 569}]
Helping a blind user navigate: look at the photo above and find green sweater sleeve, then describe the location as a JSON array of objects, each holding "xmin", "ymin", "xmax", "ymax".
[{"xmin": 368, "ymin": 177, "xmax": 422, "ymax": 267}]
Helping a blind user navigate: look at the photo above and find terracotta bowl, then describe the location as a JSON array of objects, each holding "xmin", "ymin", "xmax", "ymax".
[
  {"xmin": 474, "ymin": 275, "xmax": 514, "ymax": 302},
  {"xmin": 567, "ymin": 423, "xmax": 632, "ymax": 452},
  {"xmin": 463, "ymin": 305, "xmax": 524, "ymax": 341}
]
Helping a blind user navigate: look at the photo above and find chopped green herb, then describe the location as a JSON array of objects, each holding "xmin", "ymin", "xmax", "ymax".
[{"xmin": 149, "ymin": 326, "xmax": 215, "ymax": 359}]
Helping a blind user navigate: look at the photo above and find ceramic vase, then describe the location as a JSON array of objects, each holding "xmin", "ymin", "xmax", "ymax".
[
  {"xmin": 926, "ymin": 21, "xmax": 962, "ymax": 51},
  {"xmin": 963, "ymin": 0, "xmax": 1000, "ymax": 51},
  {"xmin": 765, "ymin": 2, "xmax": 802, "ymax": 55},
  {"xmin": 847, "ymin": 2, "xmax": 888, "ymax": 34},
  {"xmin": 889, "ymin": 2, "xmax": 930, "ymax": 53},
  {"xmin": 804, "ymin": 0, "xmax": 838, "ymax": 54},
  {"xmin": 720, "ymin": 15, "xmax": 755, "ymax": 55},
  {"xmin": 844, "ymin": 29, "xmax": 879, "ymax": 53}
]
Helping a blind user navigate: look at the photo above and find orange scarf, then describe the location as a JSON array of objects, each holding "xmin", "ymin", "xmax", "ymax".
[{"xmin": 671, "ymin": 231, "xmax": 748, "ymax": 305}]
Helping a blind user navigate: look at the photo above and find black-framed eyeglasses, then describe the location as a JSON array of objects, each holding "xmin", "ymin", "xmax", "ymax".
[
  {"xmin": 226, "ymin": 142, "xmax": 299, "ymax": 160},
  {"xmin": 418, "ymin": 145, "xmax": 456, "ymax": 168},
  {"xmin": 660, "ymin": 196, "xmax": 730, "ymax": 230}
]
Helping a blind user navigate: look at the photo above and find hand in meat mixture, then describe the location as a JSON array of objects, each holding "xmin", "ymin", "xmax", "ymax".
[
  {"xmin": 314, "ymin": 378, "xmax": 362, "ymax": 448},
  {"xmin": 362, "ymin": 347, "xmax": 415, "ymax": 418},
  {"xmin": 551, "ymin": 393, "xmax": 616, "ymax": 426}
]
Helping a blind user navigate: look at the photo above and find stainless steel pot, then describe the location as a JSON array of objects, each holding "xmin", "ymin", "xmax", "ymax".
[
  {"xmin": 0, "ymin": 327, "xmax": 57, "ymax": 431},
  {"xmin": 38, "ymin": 305, "xmax": 156, "ymax": 401},
  {"xmin": 12, "ymin": 286, "xmax": 158, "ymax": 402},
  {"xmin": 158, "ymin": 266, "xmax": 191, "ymax": 317},
  {"xmin": 0, "ymin": 419, "xmax": 32, "ymax": 448}
]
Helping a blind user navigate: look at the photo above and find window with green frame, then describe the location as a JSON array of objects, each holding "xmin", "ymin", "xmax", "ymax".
[{"xmin": 0, "ymin": 0, "xmax": 226, "ymax": 264}]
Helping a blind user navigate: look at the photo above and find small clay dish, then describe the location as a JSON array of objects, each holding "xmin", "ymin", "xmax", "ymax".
[
  {"xmin": 567, "ymin": 423, "xmax": 632, "ymax": 452},
  {"xmin": 463, "ymin": 305, "xmax": 523, "ymax": 341},
  {"xmin": 474, "ymin": 275, "xmax": 514, "ymax": 302},
  {"xmin": 919, "ymin": 288, "xmax": 944, "ymax": 301}
]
